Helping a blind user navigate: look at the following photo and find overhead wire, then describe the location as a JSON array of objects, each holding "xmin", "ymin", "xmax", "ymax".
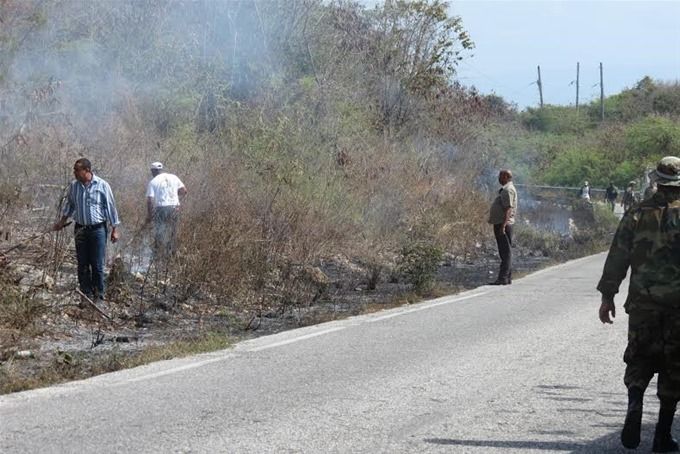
[{"xmin": 456, "ymin": 60, "xmax": 537, "ymax": 100}]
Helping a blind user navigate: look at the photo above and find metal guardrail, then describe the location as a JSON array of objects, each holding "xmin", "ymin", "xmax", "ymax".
[{"xmin": 514, "ymin": 183, "xmax": 607, "ymax": 193}]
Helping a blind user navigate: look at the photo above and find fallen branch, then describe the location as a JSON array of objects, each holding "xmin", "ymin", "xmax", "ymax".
[{"xmin": 74, "ymin": 288, "xmax": 111, "ymax": 320}]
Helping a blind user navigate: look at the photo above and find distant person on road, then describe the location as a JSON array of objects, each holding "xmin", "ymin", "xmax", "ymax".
[
  {"xmin": 146, "ymin": 161, "xmax": 187, "ymax": 260},
  {"xmin": 622, "ymin": 181, "xmax": 637, "ymax": 212},
  {"xmin": 53, "ymin": 158, "xmax": 120, "ymax": 302},
  {"xmin": 597, "ymin": 156, "xmax": 680, "ymax": 452},
  {"xmin": 644, "ymin": 180, "xmax": 657, "ymax": 200},
  {"xmin": 579, "ymin": 181, "xmax": 591, "ymax": 201},
  {"xmin": 487, "ymin": 169, "xmax": 517, "ymax": 285},
  {"xmin": 605, "ymin": 182, "xmax": 619, "ymax": 211}
]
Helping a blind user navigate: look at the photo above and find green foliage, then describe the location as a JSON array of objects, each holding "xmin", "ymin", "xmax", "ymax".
[
  {"xmin": 586, "ymin": 76, "xmax": 680, "ymax": 121},
  {"xmin": 608, "ymin": 160, "xmax": 639, "ymax": 188},
  {"xmin": 521, "ymin": 105, "xmax": 593, "ymax": 134},
  {"xmin": 543, "ymin": 148, "xmax": 608, "ymax": 187},
  {"xmin": 397, "ymin": 241, "xmax": 443, "ymax": 294},
  {"xmin": 514, "ymin": 86, "xmax": 680, "ymax": 189},
  {"xmin": 625, "ymin": 116, "xmax": 680, "ymax": 161},
  {"xmin": 652, "ymin": 84, "xmax": 680, "ymax": 115}
]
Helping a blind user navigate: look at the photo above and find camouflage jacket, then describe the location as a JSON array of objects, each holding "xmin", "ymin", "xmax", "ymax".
[{"xmin": 597, "ymin": 191, "xmax": 680, "ymax": 311}]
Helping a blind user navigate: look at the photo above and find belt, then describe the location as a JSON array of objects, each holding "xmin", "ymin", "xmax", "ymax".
[{"xmin": 75, "ymin": 222, "xmax": 106, "ymax": 230}]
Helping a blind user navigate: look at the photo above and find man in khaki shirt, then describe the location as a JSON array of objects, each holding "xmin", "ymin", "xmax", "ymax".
[{"xmin": 487, "ymin": 169, "xmax": 517, "ymax": 285}]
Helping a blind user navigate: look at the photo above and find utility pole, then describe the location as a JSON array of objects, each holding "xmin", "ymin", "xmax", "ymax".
[
  {"xmin": 600, "ymin": 62, "xmax": 605, "ymax": 121},
  {"xmin": 537, "ymin": 65, "xmax": 544, "ymax": 108},
  {"xmin": 575, "ymin": 62, "xmax": 580, "ymax": 112}
]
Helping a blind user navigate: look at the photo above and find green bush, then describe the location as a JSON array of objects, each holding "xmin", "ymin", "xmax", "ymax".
[
  {"xmin": 543, "ymin": 147, "xmax": 608, "ymax": 187},
  {"xmin": 521, "ymin": 106, "xmax": 592, "ymax": 134},
  {"xmin": 652, "ymin": 85, "xmax": 680, "ymax": 115},
  {"xmin": 586, "ymin": 77, "xmax": 680, "ymax": 121},
  {"xmin": 625, "ymin": 116, "xmax": 680, "ymax": 161},
  {"xmin": 397, "ymin": 241, "xmax": 442, "ymax": 294}
]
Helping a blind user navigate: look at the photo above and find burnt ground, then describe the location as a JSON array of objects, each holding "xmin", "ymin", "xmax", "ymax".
[
  {"xmin": 0, "ymin": 193, "xmax": 616, "ymax": 392},
  {"xmin": 0, "ymin": 237, "xmax": 559, "ymax": 393}
]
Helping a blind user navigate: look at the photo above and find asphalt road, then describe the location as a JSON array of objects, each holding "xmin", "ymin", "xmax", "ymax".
[{"xmin": 0, "ymin": 253, "xmax": 667, "ymax": 453}]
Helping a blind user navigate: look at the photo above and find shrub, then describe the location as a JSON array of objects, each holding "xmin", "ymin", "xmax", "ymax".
[
  {"xmin": 397, "ymin": 241, "xmax": 442, "ymax": 294},
  {"xmin": 543, "ymin": 147, "xmax": 608, "ymax": 187},
  {"xmin": 521, "ymin": 106, "xmax": 592, "ymax": 134},
  {"xmin": 0, "ymin": 274, "xmax": 43, "ymax": 331},
  {"xmin": 625, "ymin": 116, "xmax": 680, "ymax": 161}
]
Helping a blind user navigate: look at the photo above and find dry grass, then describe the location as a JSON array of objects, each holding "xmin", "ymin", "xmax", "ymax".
[{"xmin": 0, "ymin": 332, "xmax": 232, "ymax": 394}]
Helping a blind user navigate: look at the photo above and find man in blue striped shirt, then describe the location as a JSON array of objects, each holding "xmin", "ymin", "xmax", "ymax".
[{"xmin": 53, "ymin": 158, "xmax": 120, "ymax": 302}]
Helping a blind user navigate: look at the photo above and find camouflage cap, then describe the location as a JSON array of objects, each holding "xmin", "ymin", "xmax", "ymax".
[{"xmin": 649, "ymin": 156, "xmax": 680, "ymax": 187}]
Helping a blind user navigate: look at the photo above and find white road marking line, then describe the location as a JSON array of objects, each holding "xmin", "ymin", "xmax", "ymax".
[
  {"xmin": 243, "ymin": 327, "xmax": 347, "ymax": 352},
  {"xmin": 366, "ymin": 291, "xmax": 489, "ymax": 322},
  {"xmin": 123, "ymin": 355, "xmax": 233, "ymax": 384}
]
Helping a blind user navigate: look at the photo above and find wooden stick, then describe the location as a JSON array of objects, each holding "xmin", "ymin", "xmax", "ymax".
[
  {"xmin": 75, "ymin": 288, "xmax": 111, "ymax": 320},
  {"xmin": 0, "ymin": 221, "xmax": 72, "ymax": 255}
]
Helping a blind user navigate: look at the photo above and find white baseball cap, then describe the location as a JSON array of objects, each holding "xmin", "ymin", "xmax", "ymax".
[{"xmin": 150, "ymin": 161, "xmax": 163, "ymax": 170}]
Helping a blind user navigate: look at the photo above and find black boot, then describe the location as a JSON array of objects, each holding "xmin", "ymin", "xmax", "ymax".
[
  {"xmin": 621, "ymin": 386, "xmax": 645, "ymax": 449},
  {"xmin": 652, "ymin": 399, "xmax": 679, "ymax": 453},
  {"xmin": 488, "ymin": 279, "xmax": 510, "ymax": 285}
]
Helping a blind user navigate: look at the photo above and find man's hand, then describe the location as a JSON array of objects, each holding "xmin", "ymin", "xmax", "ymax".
[
  {"xmin": 110, "ymin": 227, "xmax": 120, "ymax": 244},
  {"xmin": 52, "ymin": 217, "xmax": 67, "ymax": 231},
  {"xmin": 599, "ymin": 295, "xmax": 616, "ymax": 324}
]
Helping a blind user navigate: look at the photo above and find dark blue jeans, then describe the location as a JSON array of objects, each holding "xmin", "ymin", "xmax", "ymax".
[{"xmin": 74, "ymin": 224, "xmax": 107, "ymax": 298}]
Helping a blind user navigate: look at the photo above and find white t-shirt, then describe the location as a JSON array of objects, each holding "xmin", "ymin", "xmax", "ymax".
[{"xmin": 146, "ymin": 173, "xmax": 185, "ymax": 207}]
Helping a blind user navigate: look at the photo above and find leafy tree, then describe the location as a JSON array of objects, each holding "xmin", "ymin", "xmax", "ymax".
[{"xmin": 365, "ymin": 0, "xmax": 474, "ymax": 132}]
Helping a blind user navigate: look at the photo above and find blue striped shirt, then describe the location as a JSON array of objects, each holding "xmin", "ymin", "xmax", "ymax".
[{"xmin": 62, "ymin": 174, "xmax": 120, "ymax": 226}]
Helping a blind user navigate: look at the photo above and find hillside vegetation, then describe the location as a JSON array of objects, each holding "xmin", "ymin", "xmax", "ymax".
[
  {"xmin": 1, "ymin": 0, "xmax": 678, "ymax": 392},
  {"xmin": 0, "ymin": 0, "xmax": 498, "ymax": 311},
  {"xmin": 505, "ymin": 77, "xmax": 680, "ymax": 188}
]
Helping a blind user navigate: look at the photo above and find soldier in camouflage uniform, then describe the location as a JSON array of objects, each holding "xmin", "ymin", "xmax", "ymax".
[{"xmin": 597, "ymin": 156, "xmax": 680, "ymax": 452}]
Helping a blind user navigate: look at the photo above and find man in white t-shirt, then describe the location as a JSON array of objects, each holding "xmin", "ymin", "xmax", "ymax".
[{"xmin": 146, "ymin": 161, "xmax": 187, "ymax": 258}]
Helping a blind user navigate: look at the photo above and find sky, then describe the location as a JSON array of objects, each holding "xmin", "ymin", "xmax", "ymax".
[{"xmin": 451, "ymin": 0, "xmax": 680, "ymax": 109}]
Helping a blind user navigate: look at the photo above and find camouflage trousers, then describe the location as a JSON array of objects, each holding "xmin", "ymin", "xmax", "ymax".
[{"xmin": 624, "ymin": 307, "xmax": 680, "ymax": 400}]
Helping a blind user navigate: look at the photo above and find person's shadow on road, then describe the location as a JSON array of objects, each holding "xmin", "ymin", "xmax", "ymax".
[{"xmin": 424, "ymin": 422, "xmax": 665, "ymax": 452}]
